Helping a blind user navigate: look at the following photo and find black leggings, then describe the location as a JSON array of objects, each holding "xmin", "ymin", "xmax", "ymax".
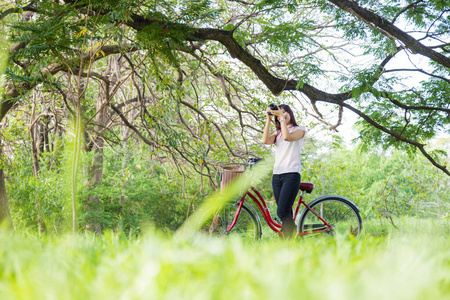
[{"xmin": 272, "ymin": 172, "xmax": 301, "ymax": 238}]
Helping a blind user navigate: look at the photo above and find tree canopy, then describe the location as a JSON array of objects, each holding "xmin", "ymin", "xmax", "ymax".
[{"xmin": 1, "ymin": 0, "xmax": 449, "ymax": 175}]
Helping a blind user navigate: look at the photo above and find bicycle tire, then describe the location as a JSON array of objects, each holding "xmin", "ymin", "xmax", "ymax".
[
  {"xmin": 196, "ymin": 202, "xmax": 262, "ymax": 240},
  {"xmin": 298, "ymin": 195, "xmax": 362, "ymax": 237}
]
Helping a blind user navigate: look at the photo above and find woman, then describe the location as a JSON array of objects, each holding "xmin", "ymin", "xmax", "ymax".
[{"xmin": 262, "ymin": 104, "xmax": 306, "ymax": 239}]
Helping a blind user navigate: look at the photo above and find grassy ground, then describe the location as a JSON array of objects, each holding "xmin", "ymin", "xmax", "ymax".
[{"xmin": 1, "ymin": 217, "xmax": 450, "ymax": 300}]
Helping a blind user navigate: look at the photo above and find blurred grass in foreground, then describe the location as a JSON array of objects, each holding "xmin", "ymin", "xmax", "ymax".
[{"xmin": 1, "ymin": 218, "xmax": 450, "ymax": 300}]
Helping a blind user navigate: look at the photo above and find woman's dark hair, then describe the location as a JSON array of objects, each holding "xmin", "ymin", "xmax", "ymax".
[{"xmin": 275, "ymin": 104, "xmax": 298, "ymax": 131}]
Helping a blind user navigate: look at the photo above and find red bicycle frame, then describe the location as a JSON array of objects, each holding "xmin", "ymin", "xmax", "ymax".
[{"xmin": 227, "ymin": 185, "xmax": 334, "ymax": 236}]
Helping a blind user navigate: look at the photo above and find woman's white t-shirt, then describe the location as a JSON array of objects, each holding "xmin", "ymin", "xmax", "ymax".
[{"xmin": 273, "ymin": 125, "xmax": 306, "ymax": 175}]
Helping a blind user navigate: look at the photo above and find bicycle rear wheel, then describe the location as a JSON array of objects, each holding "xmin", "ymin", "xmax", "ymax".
[
  {"xmin": 298, "ymin": 196, "xmax": 362, "ymax": 237},
  {"xmin": 196, "ymin": 202, "xmax": 262, "ymax": 240}
]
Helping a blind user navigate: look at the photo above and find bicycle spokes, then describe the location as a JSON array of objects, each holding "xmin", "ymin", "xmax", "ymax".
[
  {"xmin": 299, "ymin": 198, "xmax": 362, "ymax": 237},
  {"xmin": 197, "ymin": 203, "xmax": 261, "ymax": 240}
]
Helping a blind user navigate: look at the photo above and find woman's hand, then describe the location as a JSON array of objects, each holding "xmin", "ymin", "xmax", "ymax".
[
  {"xmin": 270, "ymin": 107, "xmax": 287, "ymax": 120},
  {"xmin": 269, "ymin": 107, "xmax": 283, "ymax": 118},
  {"xmin": 263, "ymin": 108, "xmax": 277, "ymax": 145},
  {"xmin": 266, "ymin": 108, "xmax": 273, "ymax": 120}
]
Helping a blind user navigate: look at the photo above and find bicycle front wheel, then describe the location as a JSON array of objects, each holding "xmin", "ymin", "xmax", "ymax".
[
  {"xmin": 196, "ymin": 202, "xmax": 262, "ymax": 240},
  {"xmin": 298, "ymin": 196, "xmax": 362, "ymax": 237}
]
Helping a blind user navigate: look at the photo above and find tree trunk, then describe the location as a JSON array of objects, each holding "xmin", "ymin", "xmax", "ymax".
[
  {"xmin": 43, "ymin": 115, "xmax": 50, "ymax": 153},
  {"xmin": 30, "ymin": 102, "xmax": 40, "ymax": 176},
  {"xmin": 30, "ymin": 99, "xmax": 46, "ymax": 234},
  {"xmin": 0, "ymin": 169, "xmax": 12, "ymax": 229},
  {"xmin": 84, "ymin": 96, "xmax": 106, "ymax": 234},
  {"xmin": 84, "ymin": 56, "xmax": 120, "ymax": 234},
  {"xmin": 38, "ymin": 122, "xmax": 45, "ymax": 155},
  {"xmin": 0, "ymin": 128, "xmax": 12, "ymax": 229},
  {"xmin": 437, "ymin": 185, "xmax": 440, "ymax": 219}
]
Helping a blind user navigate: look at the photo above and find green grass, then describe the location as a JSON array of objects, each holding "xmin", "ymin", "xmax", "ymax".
[{"xmin": 1, "ymin": 218, "xmax": 450, "ymax": 300}]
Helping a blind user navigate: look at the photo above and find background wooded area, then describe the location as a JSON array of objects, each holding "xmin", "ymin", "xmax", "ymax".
[{"xmin": 0, "ymin": 0, "xmax": 448, "ymax": 234}]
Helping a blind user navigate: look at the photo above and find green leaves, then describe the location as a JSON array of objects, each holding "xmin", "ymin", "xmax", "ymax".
[
  {"xmin": 178, "ymin": 0, "xmax": 224, "ymax": 24},
  {"xmin": 259, "ymin": 21, "xmax": 306, "ymax": 53},
  {"xmin": 303, "ymin": 145, "xmax": 450, "ymax": 221}
]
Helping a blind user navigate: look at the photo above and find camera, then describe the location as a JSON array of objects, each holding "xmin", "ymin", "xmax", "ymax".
[{"xmin": 268, "ymin": 103, "xmax": 278, "ymax": 115}]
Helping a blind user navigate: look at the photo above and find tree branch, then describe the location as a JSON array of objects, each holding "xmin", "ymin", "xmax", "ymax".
[
  {"xmin": 326, "ymin": 0, "xmax": 450, "ymax": 68},
  {"xmin": 1, "ymin": 44, "xmax": 138, "ymax": 122},
  {"xmin": 340, "ymin": 102, "xmax": 449, "ymax": 176},
  {"xmin": 109, "ymin": 103, "xmax": 156, "ymax": 148},
  {"xmin": 0, "ymin": 4, "xmax": 38, "ymax": 21},
  {"xmin": 178, "ymin": 99, "xmax": 245, "ymax": 158},
  {"xmin": 391, "ymin": 0, "xmax": 425, "ymax": 24},
  {"xmin": 384, "ymin": 93, "xmax": 450, "ymax": 114}
]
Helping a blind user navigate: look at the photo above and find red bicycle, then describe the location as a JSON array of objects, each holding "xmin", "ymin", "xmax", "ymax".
[{"xmin": 197, "ymin": 158, "xmax": 362, "ymax": 240}]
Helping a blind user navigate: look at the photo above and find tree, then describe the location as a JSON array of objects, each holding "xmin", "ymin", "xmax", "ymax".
[
  {"xmin": 302, "ymin": 142, "xmax": 450, "ymax": 223},
  {"xmin": 0, "ymin": 169, "xmax": 12, "ymax": 228},
  {"xmin": 0, "ymin": 0, "xmax": 449, "ymax": 228},
  {"xmin": 1, "ymin": 0, "xmax": 448, "ymax": 173}
]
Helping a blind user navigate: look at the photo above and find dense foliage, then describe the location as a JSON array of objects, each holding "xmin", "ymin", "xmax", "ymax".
[
  {"xmin": 1, "ymin": 0, "xmax": 449, "ymax": 173},
  {"xmin": 303, "ymin": 146, "xmax": 450, "ymax": 223},
  {"xmin": 4, "ymin": 128, "xmax": 449, "ymax": 234},
  {"xmin": 6, "ymin": 138, "xmax": 213, "ymax": 234},
  {"xmin": 0, "ymin": 0, "xmax": 448, "ymax": 232}
]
